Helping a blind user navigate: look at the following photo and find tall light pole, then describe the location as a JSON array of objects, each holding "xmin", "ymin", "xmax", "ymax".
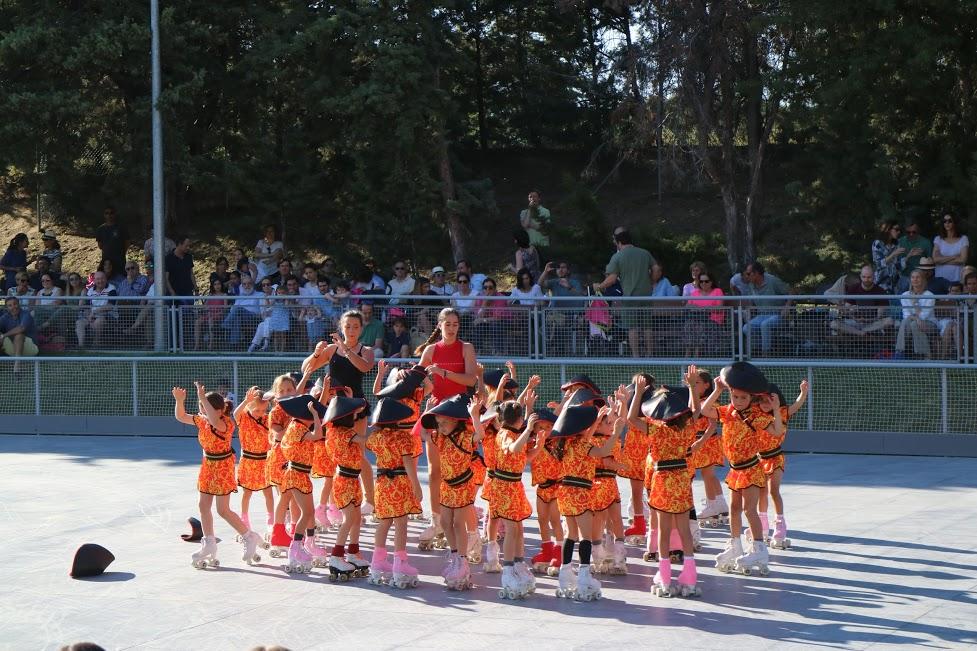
[{"xmin": 151, "ymin": 0, "xmax": 166, "ymax": 351}]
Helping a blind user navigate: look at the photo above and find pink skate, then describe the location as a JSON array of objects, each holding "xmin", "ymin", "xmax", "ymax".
[
  {"xmin": 391, "ymin": 550, "xmax": 419, "ymax": 589},
  {"xmin": 303, "ymin": 535, "xmax": 329, "ymax": 568},
  {"xmin": 771, "ymin": 515, "xmax": 791, "ymax": 549},
  {"xmin": 676, "ymin": 558, "xmax": 701, "ymax": 597},
  {"xmin": 368, "ymin": 547, "xmax": 393, "ymax": 585}
]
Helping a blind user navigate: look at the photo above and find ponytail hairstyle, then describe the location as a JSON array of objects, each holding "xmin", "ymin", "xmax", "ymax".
[
  {"xmin": 204, "ymin": 391, "xmax": 230, "ymax": 416},
  {"xmin": 270, "ymin": 373, "xmax": 297, "ymax": 399},
  {"xmin": 497, "ymin": 400, "xmax": 525, "ymax": 430},
  {"xmin": 631, "ymin": 372, "xmax": 657, "ymax": 393},
  {"xmin": 414, "ymin": 307, "xmax": 461, "ymax": 356},
  {"xmin": 693, "ymin": 368, "xmax": 714, "ymax": 397}
]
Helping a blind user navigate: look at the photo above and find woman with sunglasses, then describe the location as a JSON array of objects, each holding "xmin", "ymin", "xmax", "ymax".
[
  {"xmin": 684, "ymin": 271, "xmax": 726, "ymax": 357},
  {"xmin": 472, "ymin": 277, "xmax": 510, "ymax": 356},
  {"xmin": 33, "ymin": 273, "xmax": 64, "ymax": 334},
  {"xmin": 933, "ymin": 213, "xmax": 969, "ymax": 283},
  {"xmin": 6, "ymin": 272, "xmax": 35, "ymax": 309},
  {"xmin": 871, "ymin": 221, "xmax": 906, "ymax": 293}
]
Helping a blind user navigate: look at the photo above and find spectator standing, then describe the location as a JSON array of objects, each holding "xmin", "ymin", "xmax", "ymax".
[
  {"xmin": 684, "ymin": 270, "xmax": 726, "ymax": 357},
  {"xmin": 871, "ymin": 220, "xmax": 905, "ymax": 293},
  {"xmin": 39, "ymin": 230, "xmax": 63, "ymax": 274},
  {"xmin": 682, "ymin": 261, "xmax": 708, "ymax": 297},
  {"xmin": 221, "ymin": 273, "xmax": 263, "ymax": 347},
  {"xmin": 593, "ymin": 229, "xmax": 655, "ymax": 358},
  {"xmin": 519, "ymin": 190, "xmax": 551, "ymax": 249},
  {"xmin": 6, "ymin": 272, "xmax": 35, "ymax": 309},
  {"xmin": 897, "ymin": 221, "xmax": 933, "ymax": 286},
  {"xmin": 428, "ymin": 266, "xmax": 454, "ymax": 299},
  {"xmin": 828, "ymin": 265, "xmax": 894, "ymax": 338},
  {"xmin": 164, "ymin": 236, "xmax": 197, "ymax": 300},
  {"xmin": 455, "ymin": 260, "xmax": 486, "ymax": 294},
  {"xmin": 741, "ymin": 261, "xmax": 792, "ymax": 356},
  {"xmin": 509, "ymin": 268, "xmax": 544, "ymax": 305},
  {"xmin": 76, "ymin": 271, "xmax": 118, "ymax": 349},
  {"xmin": 359, "ymin": 302, "xmax": 386, "ymax": 350},
  {"xmin": 386, "ymin": 261, "xmax": 415, "ymax": 303},
  {"xmin": 895, "ymin": 269, "xmax": 937, "ymax": 359},
  {"xmin": 142, "ymin": 227, "xmax": 175, "ymax": 266},
  {"xmin": 511, "ymin": 230, "xmax": 541, "ymax": 278},
  {"xmin": 932, "ymin": 213, "xmax": 969, "ymax": 283},
  {"xmin": 95, "ymin": 206, "xmax": 130, "ymax": 273},
  {"xmin": 1, "ymin": 233, "xmax": 29, "ymax": 292},
  {"xmin": 253, "ymin": 225, "xmax": 284, "ymax": 282},
  {"xmin": 0, "ymin": 296, "xmax": 38, "ymax": 373}
]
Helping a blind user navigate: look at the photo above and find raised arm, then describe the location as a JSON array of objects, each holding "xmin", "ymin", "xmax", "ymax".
[
  {"xmin": 303, "ymin": 402, "xmax": 324, "ymax": 442},
  {"xmin": 171, "ymin": 386, "xmax": 196, "ymax": 425},
  {"xmin": 591, "ymin": 411, "xmax": 625, "ymax": 458},
  {"xmin": 373, "ymin": 359, "xmax": 389, "ymax": 396},
  {"xmin": 698, "ymin": 376, "xmax": 725, "ymax": 419},
  {"xmin": 302, "ymin": 340, "xmax": 334, "ymax": 375},
  {"xmin": 233, "ymin": 386, "xmax": 259, "ymax": 422},
  {"xmin": 504, "ymin": 413, "xmax": 538, "ymax": 454},
  {"xmin": 194, "ymin": 382, "xmax": 226, "ymax": 432},
  {"xmin": 788, "ymin": 379, "xmax": 810, "ymax": 418},
  {"xmin": 468, "ymin": 393, "xmax": 486, "ymax": 444},
  {"xmin": 627, "ymin": 377, "xmax": 649, "ymax": 433}
]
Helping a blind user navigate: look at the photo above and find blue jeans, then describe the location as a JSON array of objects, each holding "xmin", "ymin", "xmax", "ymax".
[
  {"xmin": 743, "ymin": 313, "xmax": 782, "ymax": 354},
  {"xmin": 222, "ymin": 306, "xmax": 261, "ymax": 345}
]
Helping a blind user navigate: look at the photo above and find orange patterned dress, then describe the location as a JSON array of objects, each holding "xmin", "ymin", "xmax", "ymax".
[
  {"xmin": 195, "ymin": 414, "xmax": 237, "ymax": 495},
  {"xmin": 616, "ymin": 425, "xmax": 650, "ymax": 481},
  {"xmin": 716, "ymin": 404, "xmax": 767, "ymax": 491},
  {"xmin": 556, "ymin": 436, "xmax": 597, "ymax": 517},
  {"xmin": 647, "ymin": 418, "xmax": 698, "ymax": 513},
  {"xmin": 330, "ymin": 425, "xmax": 364, "ymax": 509},
  {"xmin": 479, "ymin": 423, "xmax": 500, "ymax": 503},
  {"xmin": 367, "ymin": 427, "xmax": 422, "ymax": 519},
  {"xmin": 755, "ymin": 406, "xmax": 789, "ymax": 475},
  {"xmin": 490, "ymin": 428, "xmax": 532, "ymax": 522},
  {"xmin": 531, "ymin": 442, "xmax": 562, "ymax": 503},
  {"xmin": 312, "ymin": 426, "xmax": 338, "ymax": 479},
  {"xmin": 279, "ymin": 420, "xmax": 315, "ymax": 494},
  {"xmin": 591, "ymin": 433, "xmax": 621, "ymax": 512},
  {"xmin": 434, "ymin": 425, "xmax": 478, "ymax": 509},
  {"xmin": 265, "ymin": 403, "xmax": 290, "ymax": 487},
  {"xmin": 403, "ymin": 388, "xmax": 426, "ymax": 458},
  {"xmin": 690, "ymin": 418, "xmax": 724, "ymax": 470},
  {"xmin": 236, "ymin": 411, "xmax": 271, "ymax": 491}
]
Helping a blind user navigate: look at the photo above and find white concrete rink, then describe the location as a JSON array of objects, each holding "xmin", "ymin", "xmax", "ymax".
[{"xmin": 1, "ymin": 435, "xmax": 976, "ymax": 650}]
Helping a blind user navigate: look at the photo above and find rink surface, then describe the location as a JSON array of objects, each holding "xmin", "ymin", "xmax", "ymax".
[{"xmin": 1, "ymin": 435, "xmax": 976, "ymax": 651}]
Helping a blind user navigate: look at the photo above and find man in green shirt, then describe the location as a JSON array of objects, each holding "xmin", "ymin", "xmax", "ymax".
[
  {"xmin": 519, "ymin": 190, "xmax": 552, "ymax": 248},
  {"xmin": 742, "ymin": 261, "xmax": 792, "ymax": 355},
  {"xmin": 359, "ymin": 302, "xmax": 386, "ymax": 350},
  {"xmin": 594, "ymin": 229, "xmax": 656, "ymax": 357},
  {"xmin": 897, "ymin": 222, "xmax": 933, "ymax": 287}
]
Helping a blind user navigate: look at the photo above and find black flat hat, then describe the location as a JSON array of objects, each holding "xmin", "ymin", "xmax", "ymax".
[
  {"xmin": 721, "ymin": 361, "xmax": 771, "ymax": 394},
  {"xmin": 551, "ymin": 405, "xmax": 599, "ymax": 438},
  {"xmin": 642, "ymin": 385, "xmax": 692, "ymax": 423},
  {"xmin": 376, "ymin": 367, "xmax": 426, "ymax": 400},
  {"xmin": 420, "ymin": 394, "xmax": 470, "ymax": 429},
  {"xmin": 561, "ymin": 374, "xmax": 600, "ymax": 395},
  {"xmin": 567, "ymin": 387, "xmax": 606, "ymax": 408},
  {"xmin": 371, "ymin": 398, "xmax": 415, "ymax": 426},
  {"xmin": 279, "ymin": 394, "xmax": 328, "ymax": 420},
  {"xmin": 534, "ymin": 408, "xmax": 558, "ymax": 424},
  {"xmin": 626, "ymin": 381, "xmax": 654, "ymax": 404},
  {"xmin": 70, "ymin": 543, "xmax": 115, "ymax": 578},
  {"xmin": 325, "ymin": 396, "xmax": 368, "ymax": 423},
  {"xmin": 483, "ymin": 369, "xmax": 518, "ymax": 392}
]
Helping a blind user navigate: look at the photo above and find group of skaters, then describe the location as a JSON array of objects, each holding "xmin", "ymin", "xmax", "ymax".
[{"xmin": 175, "ymin": 306, "xmax": 809, "ymax": 601}]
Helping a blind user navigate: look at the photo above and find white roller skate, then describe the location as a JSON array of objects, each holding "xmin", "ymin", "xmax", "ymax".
[
  {"xmin": 623, "ymin": 515, "xmax": 647, "ymax": 547},
  {"xmin": 555, "ymin": 563, "xmax": 577, "ymax": 598},
  {"xmin": 446, "ymin": 557, "xmax": 473, "ymax": 590},
  {"xmin": 191, "ymin": 535, "xmax": 220, "ymax": 569},
  {"xmin": 327, "ymin": 554, "xmax": 357, "ymax": 582},
  {"xmin": 652, "ymin": 561, "xmax": 675, "ymax": 598},
  {"xmin": 314, "ymin": 504, "xmax": 332, "ymax": 533},
  {"xmin": 234, "ymin": 514, "xmax": 251, "ymax": 542},
  {"xmin": 499, "ymin": 565, "xmax": 530, "ymax": 600},
  {"xmin": 591, "ymin": 541, "xmax": 608, "ymax": 574},
  {"xmin": 607, "ymin": 540, "xmax": 628, "ymax": 575},
  {"xmin": 240, "ymin": 530, "xmax": 263, "ymax": 565},
  {"xmin": 515, "ymin": 560, "xmax": 536, "ymax": 594},
  {"xmin": 689, "ymin": 518, "xmax": 703, "ymax": 552},
  {"xmin": 483, "ymin": 540, "xmax": 502, "ymax": 573},
  {"xmin": 699, "ymin": 496, "xmax": 729, "ymax": 528},
  {"xmin": 715, "ymin": 536, "xmax": 744, "ymax": 573},
  {"xmin": 733, "ymin": 540, "xmax": 770, "ymax": 576},
  {"xmin": 574, "ymin": 564, "xmax": 602, "ymax": 601},
  {"xmin": 676, "ymin": 558, "xmax": 702, "ymax": 597},
  {"xmin": 441, "ymin": 553, "xmax": 458, "ymax": 579},
  {"xmin": 466, "ymin": 531, "xmax": 482, "ymax": 564},
  {"xmin": 417, "ymin": 514, "xmax": 446, "ymax": 551},
  {"xmin": 390, "ymin": 551, "xmax": 419, "ymax": 589},
  {"xmin": 346, "ymin": 552, "xmax": 370, "ymax": 577},
  {"xmin": 770, "ymin": 515, "xmax": 791, "ymax": 550},
  {"xmin": 304, "ymin": 535, "xmax": 329, "ymax": 568},
  {"xmin": 368, "ymin": 548, "xmax": 392, "ymax": 585},
  {"xmin": 284, "ymin": 540, "xmax": 313, "ymax": 574}
]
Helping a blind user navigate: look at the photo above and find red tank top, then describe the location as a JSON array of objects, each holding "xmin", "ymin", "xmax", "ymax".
[{"xmin": 431, "ymin": 339, "xmax": 466, "ymax": 400}]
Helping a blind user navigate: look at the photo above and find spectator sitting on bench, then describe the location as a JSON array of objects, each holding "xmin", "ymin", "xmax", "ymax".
[
  {"xmin": 75, "ymin": 271, "xmax": 118, "ymax": 349},
  {"xmin": 0, "ymin": 296, "xmax": 38, "ymax": 374},
  {"xmin": 829, "ymin": 264, "xmax": 894, "ymax": 339}
]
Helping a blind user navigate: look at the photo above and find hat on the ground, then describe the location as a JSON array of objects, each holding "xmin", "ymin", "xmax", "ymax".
[
  {"xmin": 371, "ymin": 398, "xmax": 414, "ymax": 426},
  {"xmin": 180, "ymin": 516, "xmax": 203, "ymax": 542},
  {"xmin": 70, "ymin": 543, "xmax": 115, "ymax": 578},
  {"xmin": 377, "ymin": 365, "xmax": 426, "ymax": 400},
  {"xmin": 279, "ymin": 394, "xmax": 328, "ymax": 420},
  {"xmin": 916, "ymin": 257, "xmax": 936, "ymax": 271},
  {"xmin": 41, "ymin": 230, "xmax": 57, "ymax": 241},
  {"xmin": 325, "ymin": 396, "xmax": 368, "ymax": 423},
  {"xmin": 420, "ymin": 394, "xmax": 470, "ymax": 429},
  {"xmin": 567, "ymin": 387, "xmax": 606, "ymax": 408},
  {"xmin": 431, "ymin": 266, "xmax": 446, "ymax": 274},
  {"xmin": 561, "ymin": 374, "xmax": 601, "ymax": 395},
  {"xmin": 720, "ymin": 361, "xmax": 770, "ymax": 394},
  {"xmin": 642, "ymin": 386, "xmax": 692, "ymax": 423},
  {"xmin": 551, "ymin": 405, "xmax": 599, "ymax": 438}
]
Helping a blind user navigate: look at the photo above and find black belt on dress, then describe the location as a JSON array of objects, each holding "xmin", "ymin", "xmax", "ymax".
[
  {"xmin": 758, "ymin": 446, "xmax": 782, "ymax": 459},
  {"xmin": 242, "ymin": 450, "xmax": 267, "ymax": 460},
  {"xmin": 729, "ymin": 456, "xmax": 760, "ymax": 470},
  {"xmin": 595, "ymin": 468, "xmax": 617, "ymax": 478},
  {"xmin": 444, "ymin": 468, "xmax": 474, "ymax": 487},
  {"xmin": 493, "ymin": 469, "xmax": 522, "ymax": 482},
  {"xmin": 377, "ymin": 466, "xmax": 408, "ymax": 479},
  {"xmin": 653, "ymin": 458, "xmax": 688, "ymax": 471},
  {"xmin": 337, "ymin": 465, "xmax": 362, "ymax": 478},
  {"xmin": 204, "ymin": 451, "xmax": 233, "ymax": 461},
  {"xmin": 538, "ymin": 478, "xmax": 558, "ymax": 489},
  {"xmin": 560, "ymin": 475, "xmax": 593, "ymax": 490},
  {"xmin": 285, "ymin": 461, "xmax": 312, "ymax": 474}
]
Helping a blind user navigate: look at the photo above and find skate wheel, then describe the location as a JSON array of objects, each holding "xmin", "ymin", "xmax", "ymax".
[
  {"xmin": 340, "ymin": 573, "xmax": 350, "ymax": 582},
  {"xmin": 210, "ymin": 559, "xmax": 219, "ymax": 567},
  {"xmin": 328, "ymin": 574, "xmax": 336, "ymax": 582},
  {"xmin": 498, "ymin": 589, "xmax": 507, "ymax": 599},
  {"xmin": 759, "ymin": 566, "xmax": 770, "ymax": 576},
  {"xmin": 742, "ymin": 567, "xmax": 751, "ymax": 576},
  {"xmin": 252, "ymin": 554, "xmax": 261, "ymax": 563}
]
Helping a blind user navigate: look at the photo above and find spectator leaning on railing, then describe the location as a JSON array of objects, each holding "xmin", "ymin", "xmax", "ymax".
[
  {"xmin": 0, "ymin": 296, "xmax": 38, "ymax": 373},
  {"xmin": 740, "ymin": 261, "xmax": 792, "ymax": 356}
]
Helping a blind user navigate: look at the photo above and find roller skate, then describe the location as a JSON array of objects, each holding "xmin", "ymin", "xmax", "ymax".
[
  {"xmin": 607, "ymin": 540, "xmax": 628, "ymax": 576},
  {"xmin": 314, "ymin": 504, "xmax": 332, "ymax": 533},
  {"xmin": 390, "ymin": 550, "xmax": 419, "ymax": 589},
  {"xmin": 441, "ymin": 553, "xmax": 458, "ymax": 579},
  {"xmin": 574, "ymin": 564, "xmax": 602, "ymax": 602},
  {"xmin": 408, "ymin": 511, "xmax": 429, "ymax": 522},
  {"xmin": 770, "ymin": 515, "xmax": 791, "ymax": 550},
  {"xmin": 515, "ymin": 560, "xmax": 536, "ymax": 594},
  {"xmin": 235, "ymin": 514, "xmax": 252, "ymax": 542},
  {"xmin": 327, "ymin": 554, "xmax": 357, "ymax": 582},
  {"xmin": 240, "ymin": 530, "xmax": 263, "ymax": 565},
  {"xmin": 268, "ymin": 523, "xmax": 292, "ymax": 559},
  {"xmin": 652, "ymin": 559, "xmax": 675, "ymax": 598},
  {"xmin": 191, "ymin": 535, "xmax": 220, "ymax": 569},
  {"xmin": 368, "ymin": 547, "xmax": 392, "ymax": 585},
  {"xmin": 733, "ymin": 540, "xmax": 770, "ymax": 576},
  {"xmin": 346, "ymin": 552, "xmax": 370, "ymax": 577},
  {"xmin": 716, "ymin": 536, "xmax": 744, "ymax": 573},
  {"xmin": 546, "ymin": 543, "xmax": 563, "ymax": 577},
  {"xmin": 417, "ymin": 514, "xmax": 446, "ymax": 551},
  {"xmin": 624, "ymin": 515, "xmax": 647, "ymax": 547},
  {"xmin": 499, "ymin": 565, "xmax": 529, "ymax": 600},
  {"xmin": 532, "ymin": 542, "xmax": 554, "ymax": 574},
  {"xmin": 483, "ymin": 540, "xmax": 502, "ymax": 573},
  {"xmin": 592, "ymin": 540, "xmax": 608, "ymax": 575},
  {"xmin": 284, "ymin": 539, "xmax": 313, "ymax": 574},
  {"xmin": 676, "ymin": 558, "xmax": 702, "ymax": 597},
  {"xmin": 303, "ymin": 535, "xmax": 329, "ymax": 568},
  {"xmin": 760, "ymin": 512, "xmax": 770, "ymax": 542},
  {"xmin": 555, "ymin": 564, "xmax": 577, "ymax": 599},
  {"xmin": 327, "ymin": 504, "xmax": 343, "ymax": 529},
  {"xmin": 446, "ymin": 556, "xmax": 473, "ymax": 590},
  {"xmin": 699, "ymin": 496, "xmax": 729, "ymax": 528},
  {"xmin": 466, "ymin": 531, "xmax": 482, "ymax": 564},
  {"xmin": 689, "ymin": 517, "xmax": 703, "ymax": 552},
  {"xmin": 642, "ymin": 529, "xmax": 659, "ymax": 562}
]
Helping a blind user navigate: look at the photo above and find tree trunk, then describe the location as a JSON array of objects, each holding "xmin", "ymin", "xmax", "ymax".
[
  {"xmin": 436, "ymin": 131, "xmax": 465, "ymax": 263},
  {"xmin": 472, "ymin": 12, "xmax": 488, "ymax": 151}
]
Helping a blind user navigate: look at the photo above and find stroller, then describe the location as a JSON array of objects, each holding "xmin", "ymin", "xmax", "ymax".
[{"xmin": 585, "ymin": 289, "xmax": 616, "ymax": 357}]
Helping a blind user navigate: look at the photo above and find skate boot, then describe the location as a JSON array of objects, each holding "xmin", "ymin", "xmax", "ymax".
[
  {"xmin": 314, "ymin": 504, "xmax": 332, "ymax": 533},
  {"xmin": 191, "ymin": 535, "xmax": 220, "ymax": 569},
  {"xmin": 441, "ymin": 553, "xmax": 458, "ymax": 580},
  {"xmin": 235, "ymin": 514, "xmax": 252, "ymax": 542},
  {"xmin": 715, "ymin": 536, "xmax": 744, "ymax": 573},
  {"xmin": 699, "ymin": 496, "xmax": 729, "ymax": 528},
  {"xmin": 240, "ymin": 530, "xmax": 263, "ymax": 565},
  {"xmin": 446, "ymin": 557, "xmax": 473, "ymax": 590},
  {"xmin": 327, "ymin": 554, "xmax": 357, "ymax": 582},
  {"xmin": 515, "ymin": 560, "xmax": 536, "ymax": 594},
  {"xmin": 499, "ymin": 565, "xmax": 528, "ymax": 600},
  {"xmin": 624, "ymin": 515, "xmax": 647, "ymax": 547},
  {"xmin": 591, "ymin": 540, "xmax": 608, "ymax": 574},
  {"xmin": 760, "ymin": 512, "xmax": 770, "ymax": 542},
  {"xmin": 734, "ymin": 540, "xmax": 770, "ymax": 576},
  {"xmin": 408, "ymin": 511, "xmax": 428, "ymax": 522},
  {"xmin": 466, "ymin": 531, "xmax": 482, "ymax": 564},
  {"xmin": 689, "ymin": 517, "xmax": 702, "ymax": 552},
  {"xmin": 574, "ymin": 564, "xmax": 602, "ymax": 601},
  {"xmin": 608, "ymin": 539, "xmax": 628, "ymax": 575},
  {"xmin": 327, "ymin": 504, "xmax": 343, "ymax": 529},
  {"xmin": 668, "ymin": 528, "xmax": 685, "ymax": 563},
  {"xmin": 284, "ymin": 539, "xmax": 312, "ymax": 574},
  {"xmin": 532, "ymin": 541, "xmax": 554, "ymax": 574},
  {"xmin": 676, "ymin": 557, "xmax": 702, "ymax": 597},
  {"xmin": 390, "ymin": 550, "xmax": 419, "ymax": 589},
  {"xmin": 418, "ymin": 514, "xmax": 446, "ymax": 551},
  {"xmin": 555, "ymin": 563, "xmax": 577, "ymax": 598},
  {"xmin": 269, "ymin": 523, "xmax": 292, "ymax": 559},
  {"xmin": 546, "ymin": 542, "xmax": 563, "ymax": 577},
  {"xmin": 368, "ymin": 547, "xmax": 393, "ymax": 585},
  {"xmin": 346, "ymin": 552, "xmax": 370, "ymax": 577},
  {"xmin": 483, "ymin": 540, "xmax": 502, "ymax": 573},
  {"xmin": 652, "ymin": 559, "xmax": 674, "ymax": 597},
  {"xmin": 770, "ymin": 515, "xmax": 791, "ymax": 549},
  {"xmin": 303, "ymin": 535, "xmax": 329, "ymax": 568},
  {"xmin": 642, "ymin": 529, "xmax": 659, "ymax": 562}
]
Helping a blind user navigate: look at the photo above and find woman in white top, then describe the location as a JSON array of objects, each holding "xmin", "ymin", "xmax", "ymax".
[
  {"xmin": 896, "ymin": 269, "xmax": 937, "ymax": 358},
  {"xmin": 253, "ymin": 225, "xmax": 284, "ymax": 282},
  {"xmin": 932, "ymin": 213, "xmax": 969, "ymax": 282},
  {"xmin": 508, "ymin": 268, "xmax": 544, "ymax": 306},
  {"xmin": 450, "ymin": 273, "xmax": 478, "ymax": 314},
  {"xmin": 33, "ymin": 273, "xmax": 64, "ymax": 332}
]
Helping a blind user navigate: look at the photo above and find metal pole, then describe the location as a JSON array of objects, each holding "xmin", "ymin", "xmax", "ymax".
[
  {"xmin": 34, "ymin": 360, "xmax": 41, "ymax": 416},
  {"xmin": 940, "ymin": 367, "xmax": 948, "ymax": 434},
  {"xmin": 132, "ymin": 361, "xmax": 139, "ymax": 416},
  {"xmin": 806, "ymin": 366, "xmax": 814, "ymax": 431},
  {"xmin": 151, "ymin": 0, "xmax": 166, "ymax": 352}
]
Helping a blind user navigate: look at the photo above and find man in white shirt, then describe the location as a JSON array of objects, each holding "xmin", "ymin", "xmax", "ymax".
[
  {"xmin": 221, "ymin": 274, "xmax": 263, "ymax": 347},
  {"xmin": 456, "ymin": 259, "xmax": 486, "ymax": 294},
  {"xmin": 429, "ymin": 266, "xmax": 455, "ymax": 299},
  {"xmin": 386, "ymin": 261, "xmax": 415, "ymax": 304}
]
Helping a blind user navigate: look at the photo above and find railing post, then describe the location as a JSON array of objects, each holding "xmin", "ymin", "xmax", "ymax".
[
  {"xmin": 806, "ymin": 366, "xmax": 814, "ymax": 431},
  {"xmin": 737, "ymin": 303, "xmax": 747, "ymax": 361},
  {"xmin": 527, "ymin": 307, "xmax": 534, "ymax": 358},
  {"xmin": 233, "ymin": 360, "xmax": 240, "ymax": 406},
  {"xmin": 539, "ymin": 306, "xmax": 548, "ymax": 358},
  {"xmin": 559, "ymin": 362, "xmax": 566, "ymax": 389},
  {"xmin": 34, "ymin": 359, "xmax": 41, "ymax": 416},
  {"xmin": 940, "ymin": 367, "xmax": 948, "ymax": 434},
  {"xmin": 132, "ymin": 360, "xmax": 139, "ymax": 416}
]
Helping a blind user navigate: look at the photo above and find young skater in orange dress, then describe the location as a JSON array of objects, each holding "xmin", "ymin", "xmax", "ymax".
[
  {"xmin": 529, "ymin": 408, "xmax": 563, "ymax": 576},
  {"xmin": 373, "ymin": 361, "xmax": 431, "ymax": 489},
  {"xmin": 687, "ymin": 369, "xmax": 728, "ymax": 528},
  {"xmin": 366, "ymin": 398, "xmax": 423, "ymax": 588},
  {"xmin": 323, "ymin": 394, "xmax": 370, "ymax": 580},
  {"xmin": 173, "ymin": 382, "xmax": 263, "ymax": 569},
  {"xmin": 232, "ymin": 386, "xmax": 274, "ymax": 536},
  {"xmin": 620, "ymin": 373, "xmax": 656, "ymax": 547},
  {"xmin": 265, "ymin": 371, "xmax": 310, "ymax": 555},
  {"xmin": 590, "ymin": 388, "xmax": 628, "ymax": 576}
]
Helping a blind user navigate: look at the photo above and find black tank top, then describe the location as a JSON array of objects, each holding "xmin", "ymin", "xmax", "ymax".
[{"xmin": 329, "ymin": 343, "xmax": 366, "ymax": 398}]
